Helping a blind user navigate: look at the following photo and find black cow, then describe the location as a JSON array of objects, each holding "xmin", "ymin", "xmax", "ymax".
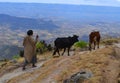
[{"xmin": 53, "ymin": 35, "xmax": 79, "ymax": 56}]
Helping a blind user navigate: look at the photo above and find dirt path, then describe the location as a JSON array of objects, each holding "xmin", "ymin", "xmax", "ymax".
[
  {"xmin": 6, "ymin": 52, "xmax": 77, "ymax": 83},
  {"xmin": 40, "ymin": 57, "xmax": 71, "ymax": 83},
  {"xmin": 0, "ymin": 61, "xmax": 45, "ymax": 83}
]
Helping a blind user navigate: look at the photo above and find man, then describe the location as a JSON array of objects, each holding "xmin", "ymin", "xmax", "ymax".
[{"xmin": 23, "ymin": 30, "xmax": 39, "ymax": 70}]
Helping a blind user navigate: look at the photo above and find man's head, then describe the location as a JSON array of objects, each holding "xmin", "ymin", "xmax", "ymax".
[{"xmin": 27, "ymin": 30, "xmax": 33, "ymax": 36}]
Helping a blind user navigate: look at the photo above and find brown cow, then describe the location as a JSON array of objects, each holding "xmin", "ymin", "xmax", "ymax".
[{"xmin": 89, "ymin": 31, "xmax": 101, "ymax": 51}]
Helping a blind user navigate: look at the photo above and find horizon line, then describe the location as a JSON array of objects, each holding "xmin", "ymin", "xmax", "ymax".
[{"xmin": 0, "ymin": 2, "xmax": 120, "ymax": 7}]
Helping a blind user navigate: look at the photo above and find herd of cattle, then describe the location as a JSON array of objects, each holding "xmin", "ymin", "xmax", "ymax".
[{"xmin": 53, "ymin": 31, "xmax": 101, "ymax": 56}]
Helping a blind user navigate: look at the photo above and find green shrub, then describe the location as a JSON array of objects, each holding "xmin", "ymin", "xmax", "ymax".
[
  {"xmin": 13, "ymin": 55, "xmax": 20, "ymax": 60},
  {"xmin": 36, "ymin": 41, "xmax": 47, "ymax": 54},
  {"xmin": 36, "ymin": 42, "xmax": 44, "ymax": 49},
  {"xmin": 74, "ymin": 41, "xmax": 88, "ymax": 48}
]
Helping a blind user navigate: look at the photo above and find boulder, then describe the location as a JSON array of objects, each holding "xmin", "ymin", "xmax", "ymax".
[{"xmin": 64, "ymin": 70, "xmax": 93, "ymax": 83}]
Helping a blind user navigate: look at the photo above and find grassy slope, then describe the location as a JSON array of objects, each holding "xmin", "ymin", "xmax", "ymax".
[{"xmin": 4, "ymin": 45, "xmax": 119, "ymax": 83}]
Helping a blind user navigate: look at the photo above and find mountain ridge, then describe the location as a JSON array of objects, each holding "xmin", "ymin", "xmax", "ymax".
[{"xmin": 0, "ymin": 14, "xmax": 59, "ymax": 30}]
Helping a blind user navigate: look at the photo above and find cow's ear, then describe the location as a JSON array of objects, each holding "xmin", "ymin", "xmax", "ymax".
[
  {"xmin": 73, "ymin": 35, "xmax": 76, "ymax": 37},
  {"xmin": 73, "ymin": 35, "xmax": 79, "ymax": 38},
  {"xmin": 68, "ymin": 36, "xmax": 71, "ymax": 38}
]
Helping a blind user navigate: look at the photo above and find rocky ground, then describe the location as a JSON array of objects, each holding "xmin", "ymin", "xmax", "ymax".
[{"xmin": 0, "ymin": 44, "xmax": 120, "ymax": 83}]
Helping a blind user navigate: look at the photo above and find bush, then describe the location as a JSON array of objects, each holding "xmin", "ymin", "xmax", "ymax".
[
  {"xmin": 74, "ymin": 41, "xmax": 88, "ymax": 48},
  {"xmin": 36, "ymin": 42, "xmax": 44, "ymax": 49},
  {"xmin": 36, "ymin": 40, "xmax": 53, "ymax": 54},
  {"xmin": 13, "ymin": 55, "xmax": 20, "ymax": 60},
  {"xmin": 36, "ymin": 41, "xmax": 48, "ymax": 54}
]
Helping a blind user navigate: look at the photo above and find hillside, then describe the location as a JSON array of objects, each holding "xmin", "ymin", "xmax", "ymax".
[
  {"xmin": 0, "ymin": 44, "xmax": 120, "ymax": 83},
  {"xmin": 0, "ymin": 14, "xmax": 59, "ymax": 30}
]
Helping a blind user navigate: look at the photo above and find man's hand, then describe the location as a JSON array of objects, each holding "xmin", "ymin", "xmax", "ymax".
[{"xmin": 36, "ymin": 35, "xmax": 39, "ymax": 39}]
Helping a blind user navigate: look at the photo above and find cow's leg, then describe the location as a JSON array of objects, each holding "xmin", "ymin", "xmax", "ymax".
[
  {"xmin": 67, "ymin": 47, "xmax": 70, "ymax": 56},
  {"xmin": 53, "ymin": 48, "xmax": 56, "ymax": 56},
  {"xmin": 89, "ymin": 43, "xmax": 91, "ymax": 51},
  {"xmin": 97, "ymin": 41, "xmax": 100, "ymax": 49},
  {"xmin": 97, "ymin": 42, "xmax": 99, "ymax": 49},
  {"xmin": 93, "ymin": 41, "xmax": 96, "ymax": 50},
  {"xmin": 89, "ymin": 40, "xmax": 93, "ymax": 51},
  {"xmin": 57, "ymin": 48, "xmax": 60, "ymax": 56},
  {"xmin": 53, "ymin": 48, "xmax": 60, "ymax": 56},
  {"xmin": 62, "ymin": 48, "xmax": 66, "ymax": 56},
  {"xmin": 97, "ymin": 38, "xmax": 100, "ymax": 49}
]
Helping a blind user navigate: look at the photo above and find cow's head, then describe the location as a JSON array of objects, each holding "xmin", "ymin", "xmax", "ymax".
[{"xmin": 73, "ymin": 35, "xmax": 79, "ymax": 42}]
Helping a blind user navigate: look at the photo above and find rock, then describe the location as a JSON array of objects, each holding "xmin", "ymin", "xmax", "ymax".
[{"xmin": 64, "ymin": 70, "xmax": 93, "ymax": 83}]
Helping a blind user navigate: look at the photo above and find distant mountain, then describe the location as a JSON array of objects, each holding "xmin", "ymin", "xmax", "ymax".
[
  {"xmin": 0, "ymin": 3, "xmax": 120, "ymax": 21},
  {"xmin": 0, "ymin": 14, "xmax": 59, "ymax": 30}
]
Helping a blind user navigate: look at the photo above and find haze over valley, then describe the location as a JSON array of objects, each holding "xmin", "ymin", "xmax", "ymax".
[{"xmin": 0, "ymin": 2, "xmax": 120, "ymax": 60}]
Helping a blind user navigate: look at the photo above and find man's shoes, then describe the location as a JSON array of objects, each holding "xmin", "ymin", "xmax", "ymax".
[
  {"xmin": 32, "ymin": 65, "xmax": 37, "ymax": 68},
  {"xmin": 22, "ymin": 67, "xmax": 26, "ymax": 71}
]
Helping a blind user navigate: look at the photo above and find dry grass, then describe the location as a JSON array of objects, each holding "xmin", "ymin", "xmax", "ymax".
[
  {"xmin": 47, "ymin": 46, "xmax": 117, "ymax": 83},
  {"xmin": 2, "ymin": 46, "xmax": 120, "ymax": 83},
  {"xmin": 101, "ymin": 38, "xmax": 120, "ymax": 45}
]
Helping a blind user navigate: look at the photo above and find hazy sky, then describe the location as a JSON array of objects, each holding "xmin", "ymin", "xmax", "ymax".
[{"xmin": 0, "ymin": 0, "xmax": 120, "ymax": 6}]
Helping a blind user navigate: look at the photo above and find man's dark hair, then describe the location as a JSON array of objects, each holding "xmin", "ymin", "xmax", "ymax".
[{"xmin": 27, "ymin": 30, "xmax": 33, "ymax": 36}]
